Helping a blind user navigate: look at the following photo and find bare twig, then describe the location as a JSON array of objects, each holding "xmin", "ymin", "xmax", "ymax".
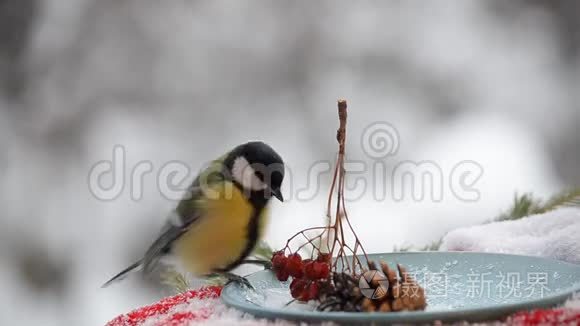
[{"xmin": 282, "ymin": 99, "xmax": 369, "ymax": 276}]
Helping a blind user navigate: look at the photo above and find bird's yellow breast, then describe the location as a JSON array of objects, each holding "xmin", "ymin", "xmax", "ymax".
[{"xmin": 173, "ymin": 182, "xmax": 269, "ymax": 276}]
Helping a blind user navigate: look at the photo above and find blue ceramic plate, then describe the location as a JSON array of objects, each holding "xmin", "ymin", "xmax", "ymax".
[{"xmin": 222, "ymin": 252, "xmax": 580, "ymax": 324}]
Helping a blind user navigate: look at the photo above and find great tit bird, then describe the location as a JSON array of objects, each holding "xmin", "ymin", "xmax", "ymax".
[{"xmin": 103, "ymin": 141, "xmax": 284, "ymax": 287}]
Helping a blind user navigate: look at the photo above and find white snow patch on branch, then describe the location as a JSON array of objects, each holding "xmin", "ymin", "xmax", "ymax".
[{"xmin": 440, "ymin": 208, "xmax": 580, "ymax": 264}]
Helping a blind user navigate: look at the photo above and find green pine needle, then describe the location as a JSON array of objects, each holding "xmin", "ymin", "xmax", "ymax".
[
  {"xmin": 542, "ymin": 188, "xmax": 580, "ymax": 212},
  {"xmin": 161, "ymin": 269, "xmax": 191, "ymax": 294},
  {"xmin": 496, "ymin": 189, "xmax": 580, "ymax": 221},
  {"xmin": 252, "ymin": 240, "xmax": 274, "ymax": 261},
  {"xmin": 205, "ymin": 274, "xmax": 227, "ymax": 286},
  {"xmin": 495, "ymin": 193, "xmax": 545, "ymax": 221}
]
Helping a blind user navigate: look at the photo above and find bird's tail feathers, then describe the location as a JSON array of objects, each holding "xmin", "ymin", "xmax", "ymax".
[{"xmin": 101, "ymin": 260, "xmax": 142, "ymax": 288}]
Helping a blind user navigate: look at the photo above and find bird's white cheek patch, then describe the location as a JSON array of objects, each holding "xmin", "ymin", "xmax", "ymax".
[{"xmin": 232, "ymin": 157, "xmax": 267, "ymax": 191}]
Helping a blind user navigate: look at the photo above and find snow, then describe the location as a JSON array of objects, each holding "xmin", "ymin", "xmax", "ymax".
[
  {"xmin": 440, "ymin": 208, "xmax": 580, "ymax": 264},
  {"xmin": 141, "ymin": 297, "xmax": 297, "ymax": 326},
  {"xmin": 116, "ymin": 289, "xmax": 580, "ymax": 326}
]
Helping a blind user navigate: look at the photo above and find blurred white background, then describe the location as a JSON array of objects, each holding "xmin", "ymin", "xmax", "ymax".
[{"xmin": 0, "ymin": 1, "xmax": 578, "ymax": 325}]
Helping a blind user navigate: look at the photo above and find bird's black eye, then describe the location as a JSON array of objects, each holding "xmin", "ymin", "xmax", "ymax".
[{"xmin": 255, "ymin": 170, "xmax": 265, "ymax": 182}]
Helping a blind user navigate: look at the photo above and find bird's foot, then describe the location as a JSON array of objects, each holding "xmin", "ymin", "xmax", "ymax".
[
  {"xmin": 240, "ymin": 259, "xmax": 272, "ymax": 269},
  {"xmin": 221, "ymin": 272, "xmax": 254, "ymax": 290}
]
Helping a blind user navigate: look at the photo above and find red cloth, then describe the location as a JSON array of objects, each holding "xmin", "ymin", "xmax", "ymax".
[
  {"xmin": 107, "ymin": 286, "xmax": 580, "ymax": 326},
  {"xmin": 508, "ymin": 308, "xmax": 580, "ymax": 325},
  {"xmin": 106, "ymin": 286, "xmax": 222, "ymax": 326}
]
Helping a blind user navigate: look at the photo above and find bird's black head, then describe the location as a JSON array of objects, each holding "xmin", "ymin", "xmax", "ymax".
[{"xmin": 224, "ymin": 141, "xmax": 284, "ymax": 203}]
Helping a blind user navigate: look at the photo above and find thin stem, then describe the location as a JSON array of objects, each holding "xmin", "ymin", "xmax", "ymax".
[
  {"xmin": 326, "ymin": 162, "xmax": 339, "ymax": 252},
  {"xmin": 284, "ymin": 226, "xmax": 330, "ymax": 252},
  {"xmin": 295, "ymin": 232, "xmax": 324, "ymax": 253},
  {"xmin": 282, "ymin": 99, "xmax": 370, "ymax": 277},
  {"xmin": 341, "ymin": 194, "xmax": 370, "ymax": 267},
  {"xmin": 326, "ymin": 157, "xmax": 340, "ymax": 220}
]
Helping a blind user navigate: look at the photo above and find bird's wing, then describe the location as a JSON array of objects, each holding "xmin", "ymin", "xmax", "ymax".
[
  {"xmin": 142, "ymin": 158, "xmax": 228, "ymax": 273},
  {"xmin": 141, "ymin": 216, "xmax": 193, "ymax": 274}
]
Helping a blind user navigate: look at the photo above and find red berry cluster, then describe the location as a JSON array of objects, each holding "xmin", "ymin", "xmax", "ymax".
[{"xmin": 271, "ymin": 251, "xmax": 332, "ymax": 302}]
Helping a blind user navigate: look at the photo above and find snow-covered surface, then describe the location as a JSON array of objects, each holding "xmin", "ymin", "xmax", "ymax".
[
  {"xmin": 440, "ymin": 208, "xmax": 580, "ymax": 264},
  {"xmin": 122, "ymin": 292, "xmax": 580, "ymax": 326},
  {"xmin": 141, "ymin": 297, "xmax": 297, "ymax": 326}
]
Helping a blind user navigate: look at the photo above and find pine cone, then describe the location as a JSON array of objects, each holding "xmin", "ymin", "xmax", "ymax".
[
  {"xmin": 316, "ymin": 261, "xmax": 427, "ymax": 313},
  {"xmin": 361, "ymin": 261, "xmax": 427, "ymax": 312},
  {"xmin": 317, "ymin": 272, "xmax": 364, "ymax": 312}
]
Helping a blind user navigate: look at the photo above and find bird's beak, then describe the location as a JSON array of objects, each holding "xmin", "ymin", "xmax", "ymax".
[{"xmin": 272, "ymin": 188, "xmax": 284, "ymax": 202}]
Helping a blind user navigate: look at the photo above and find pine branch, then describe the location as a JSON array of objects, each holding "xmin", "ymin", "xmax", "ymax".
[
  {"xmin": 496, "ymin": 189, "xmax": 580, "ymax": 221},
  {"xmin": 161, "ymin": 269, "xmax": 191, "ymax": 294},
  {"xmin": 543, "ymin": 188, "xmax": 580, "ymax": 212},
  {"xmin": 251, "ymin": 240, "xmax": 274, "ymax": 261},
  {"xmin": 495, "ymin": 193, "xmax": 545, "ymax": 221},
  {"xmin": 205, "ymin": 274, "xmax": 227, "ymax": 286}
]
